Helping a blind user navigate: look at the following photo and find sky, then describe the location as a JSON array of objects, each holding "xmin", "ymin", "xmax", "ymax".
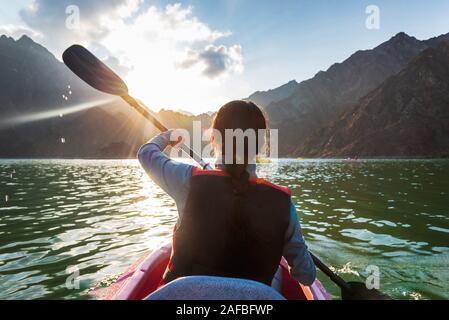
[{"xmin": 1, "ymin": 0, "xmax": 449, "ymax": 114}]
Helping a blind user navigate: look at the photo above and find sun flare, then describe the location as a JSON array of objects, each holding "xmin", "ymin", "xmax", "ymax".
[{"xmin": 99, "ymin": 4, "xmax": 245, "ymax": 115}]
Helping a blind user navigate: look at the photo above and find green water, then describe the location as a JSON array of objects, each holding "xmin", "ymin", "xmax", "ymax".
[{"xmin": 0, "ymin": 159, "xmax": 448, "ymax": 300}]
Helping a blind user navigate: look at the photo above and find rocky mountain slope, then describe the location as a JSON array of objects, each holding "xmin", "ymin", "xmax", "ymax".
[
  {"xmin": 304, "ymin": 43, "xmax": 449, "ymax": 157},
  {"xmin": 246, "ymin": 80, "xmax": 298, "ymax": 108},
  {"xmin": 248, "ymin": 32, "xmax": 449, "ymax": 156}
]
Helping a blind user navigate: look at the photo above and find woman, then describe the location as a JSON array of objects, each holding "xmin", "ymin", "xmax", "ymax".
[{"xmin": 138, "ymin": 100, "xmax": 316, "ymax": 287}]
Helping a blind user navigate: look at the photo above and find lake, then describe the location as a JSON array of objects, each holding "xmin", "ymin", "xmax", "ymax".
[{"xmin": 0, "ymin": 159, "xmax": 448, "ymax": 300}]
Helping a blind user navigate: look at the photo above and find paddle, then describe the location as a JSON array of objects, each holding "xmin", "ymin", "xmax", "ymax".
[
  {"xmin": 310, "ymin": 253, "xmax": 391, "ymax": 300},
  {"xmin": 62, "ymin": 44, "xmax": 391, "ymax": 300},
  {"xmin": 62, "ymin": 45, "xmax": 210, "ymax": 170}
]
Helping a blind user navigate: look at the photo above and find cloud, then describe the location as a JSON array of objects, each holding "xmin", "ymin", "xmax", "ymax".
[
  {"xmin": 98, "ymin": 4, "xmax": 241, "ymax": 79},
  {"xmin": 178, "ymin": 44, "xmax": 243, "ymax": 79},
  {"xmin": 103, "ymin": 56, "xmax": 133, "ymax": 77},
  {"xmin": 0, "ymin": 24, "xmax": 42, "ymax": 40},
  {"xmin": 17, "ymin": 0, "xmax": 142, "ymax": 54}
]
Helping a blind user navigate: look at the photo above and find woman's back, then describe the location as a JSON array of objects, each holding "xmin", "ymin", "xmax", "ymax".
[
  {"xmin": 164, "ymin": 169, "xmax": 291, "ymax": 285},
  {"xmin": 138, "ymin": 100, "xmax": 316, "ymax": 286}
]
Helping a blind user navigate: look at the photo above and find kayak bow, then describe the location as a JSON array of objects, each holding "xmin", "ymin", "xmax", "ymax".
[{"xmin": 91, "ymin": 243, "xmax": 332, "ymax": 300}]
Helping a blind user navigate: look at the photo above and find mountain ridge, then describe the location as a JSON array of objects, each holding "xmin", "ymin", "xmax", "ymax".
[
  {"xmin": 305, "ymin": 42, "xmax": 449, "ymax": 157},
  {"xmin": 1, "ymin": 32, "xmax": 449, "ymax": 158},
  {"xmin": 247, "ymin": 31, "xmax": 449, "ymax": 156}
]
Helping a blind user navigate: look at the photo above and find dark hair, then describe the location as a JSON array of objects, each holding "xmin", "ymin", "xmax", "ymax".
[{"xmin": 211, "ymin": 100, "xmax": 267, "ymax": 194}]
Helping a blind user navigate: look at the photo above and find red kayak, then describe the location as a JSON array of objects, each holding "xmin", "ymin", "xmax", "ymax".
[{"xmin": 91, "ymin": 243, "xmax": 332, "ymax": 300}]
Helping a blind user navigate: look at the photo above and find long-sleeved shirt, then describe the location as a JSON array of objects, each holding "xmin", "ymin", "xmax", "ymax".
[{"xmin": 138, "ymin": 131, "xmax": 316, "ymax": 285}]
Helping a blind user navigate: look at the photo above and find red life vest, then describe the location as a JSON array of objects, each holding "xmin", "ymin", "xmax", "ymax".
[{"xmin": 163, "ymin": 168, "xmax": 292, "ymax": 286}]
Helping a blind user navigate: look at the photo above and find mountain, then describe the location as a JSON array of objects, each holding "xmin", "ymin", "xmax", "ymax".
[
  {"xmin": 246, "ymin": 80, "xmax": 298, "ymax": 108},
  {"xmin": 304, "ymin": 43, "xmax": 449, "ymax": 157},
  {"xmin": 0, "ymin": 35, "xmax": 100, "ymax": 116},
  {"xmin": 251, "ymin": 32, "xmax": 449, "ymax": 156},
  {"xmin": 0, "ymin": 35, "xmax": 211, "ymax": 158},
  {"xmin": 2, "ymin": 32, "xmax": 449, "ymax": 159}
]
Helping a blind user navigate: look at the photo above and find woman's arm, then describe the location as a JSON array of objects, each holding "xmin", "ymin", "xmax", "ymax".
[
  {"xmin": 137, "ymin": 131, "xmax": 195, "ymax": 216},
  {"xmin": 283, "ymin": 201, "xmax": 317, "ymax": 286}
]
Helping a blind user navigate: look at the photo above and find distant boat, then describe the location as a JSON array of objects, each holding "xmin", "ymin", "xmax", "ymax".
[{"xmin": 297, "ymin": 157, "xmax": 305, "ymax": 160}]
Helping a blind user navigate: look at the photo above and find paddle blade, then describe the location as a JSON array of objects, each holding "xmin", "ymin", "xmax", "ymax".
[
  {"xmin": 342, "ymin": 282, "xmax": 392, "ymax": 300},
  {"xmin": 63, "ymin": 45, "xmax": 128, "ymax": 96}
]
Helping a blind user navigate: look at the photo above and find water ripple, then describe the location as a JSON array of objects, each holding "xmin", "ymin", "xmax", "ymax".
[{"xmin": 0, "ymin": 159, "xmax": 448, "ymax": 300}]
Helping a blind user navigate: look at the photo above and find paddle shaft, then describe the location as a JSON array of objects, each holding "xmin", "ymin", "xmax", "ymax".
[
  {"xmin": 121, "ymin": 95, "xmax": 211, "ymax": 170},
  {"xmin": 310, "ymin": 253, "xmax": 351, "ymax": 291}
]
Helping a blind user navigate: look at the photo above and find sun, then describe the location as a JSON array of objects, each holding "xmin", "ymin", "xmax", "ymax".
[
  {"xmin": 125, "ymin": 59, "xmax": 226, "ymax": 115},
  {"xmin": 98, "ymin": 4, "xmax": 244, "ymax": 115}
]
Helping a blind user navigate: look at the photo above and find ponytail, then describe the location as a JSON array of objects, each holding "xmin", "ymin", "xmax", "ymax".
[
  {"xmin": 224, "ymin": 136, "xmax": 250, "ymax": 195},
  {"xmin": 211, "ymin": 100, "xmax": 267, "ymax": 233},
  {"xmin": 224, "ymin": 136, "xmax": 250, "ymax": 236}
]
